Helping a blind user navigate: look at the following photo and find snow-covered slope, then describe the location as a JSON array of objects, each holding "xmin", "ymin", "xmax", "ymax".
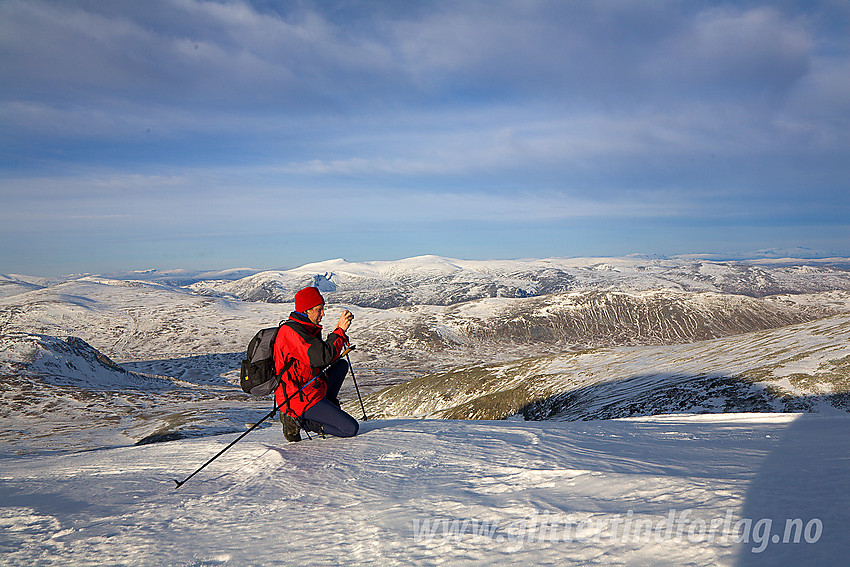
[
  {"xmin": 0, "ymin": 278, "xmax": 279, "ymax": 362},
  {"xmin": 369, "ymin": 288, "xmax": 826, "ymax": 349},
  {"xmin": 364, "ymin": 311, "xmax": 850, "ymax": 421},
  {"xmin": 0, "ymin": 333, "xmax": 172, "ymax": 390},
  {"xmin": 0, "ymin": 274, "xmax": 49, "ymax": 299},
  {"xmin": 1, "ymin": 414, "xmax": 848, "ymax": 566},
  {"xmin": 0, "ymin": 332, "xmax": 271, "ymax": 455}
]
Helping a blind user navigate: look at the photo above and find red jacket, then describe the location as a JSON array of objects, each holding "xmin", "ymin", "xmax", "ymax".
[{"xmin": 273, "ymin": 312, "xmax": 348, "ymax": 417}]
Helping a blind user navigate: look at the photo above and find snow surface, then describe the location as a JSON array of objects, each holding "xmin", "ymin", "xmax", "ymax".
[
  {"xmin": 3, "ymin": 255, "xmax": 850, "ymax": 565},
  {"xmin": 1, "ymin": 414, "xmax": 848, "ymax": 566}
]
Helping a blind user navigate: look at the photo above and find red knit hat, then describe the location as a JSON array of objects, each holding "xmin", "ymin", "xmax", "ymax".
[{"xmin": 294, "ymin": 286, "xmax": 325, "ymax": 313}]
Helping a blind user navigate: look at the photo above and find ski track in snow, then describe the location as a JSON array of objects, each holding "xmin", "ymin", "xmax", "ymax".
[{"xmin": 1, "ymin": 414, "xmax": 848, "ymax": 566}]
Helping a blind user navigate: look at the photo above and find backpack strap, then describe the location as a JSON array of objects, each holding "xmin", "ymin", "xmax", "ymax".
[{"xmin": 277, "ymin": 356, "xmax": 297, "ymax": 415}]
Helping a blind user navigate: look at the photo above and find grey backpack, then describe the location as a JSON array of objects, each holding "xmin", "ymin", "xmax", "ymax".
[{"xmin": 239, "ymin": 324, "xmax": 294, "ymax": 397}]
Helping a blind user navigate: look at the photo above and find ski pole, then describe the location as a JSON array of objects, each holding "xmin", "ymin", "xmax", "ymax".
[
  {"xmin": 345, "ymin": 349, "xmax": 368, "ymax": 421},
  {"xmin": 174, "ymin": 347, "xmax": 355, "ymax": 489},
  {"xmin": 173, "ymin": 375, "xmax": 318, "ymax": 489}
]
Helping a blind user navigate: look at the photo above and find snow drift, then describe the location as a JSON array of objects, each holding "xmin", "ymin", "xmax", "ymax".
[{"xmin": 1, "ymin": 415, "xmax": 849, "ymax": 566}]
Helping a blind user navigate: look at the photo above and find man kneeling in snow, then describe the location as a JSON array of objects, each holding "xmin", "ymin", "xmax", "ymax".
[{"xmin": 273, "ymin": 286, "xmax": 359, "ymax": 442}]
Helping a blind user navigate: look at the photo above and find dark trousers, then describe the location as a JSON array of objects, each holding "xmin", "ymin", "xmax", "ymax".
[{"xmin": 300, "ymin": 359, "xmax": 359, "ymax": 438}]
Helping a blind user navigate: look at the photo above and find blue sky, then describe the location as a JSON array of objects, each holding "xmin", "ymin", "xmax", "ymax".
[{"xmin": 2, "ymin": 0, "xmax": 849, "ymax": 275}]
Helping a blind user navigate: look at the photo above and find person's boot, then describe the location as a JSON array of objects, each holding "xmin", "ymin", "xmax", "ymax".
[{"xmin": 280, "ymin": 412, "xmax": 301, "ymax": 442}]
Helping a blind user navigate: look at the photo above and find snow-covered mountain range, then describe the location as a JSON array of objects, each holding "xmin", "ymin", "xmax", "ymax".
[
  {"xmin": 2, "ymin": 254, "xmax": 850, "ymax": 454},
  {"xmin": 185, "ymin": 254, "xmax": 850, "ymax": 306}
]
